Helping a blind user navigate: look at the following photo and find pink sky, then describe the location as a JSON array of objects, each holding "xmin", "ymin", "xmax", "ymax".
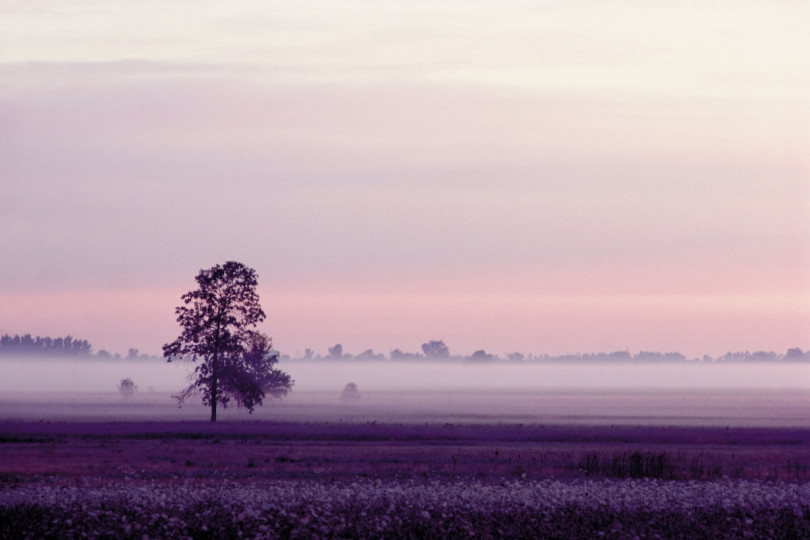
[{"xmin": 1, "ymin": 2, "xmax": 808, "ymax": 358}]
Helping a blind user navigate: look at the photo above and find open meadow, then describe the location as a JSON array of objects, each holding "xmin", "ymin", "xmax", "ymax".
[
  {"xmin": 5, "ymin": 0, "xmax": 809, "ymax": 535},
  {"xmin": 1, "ymin": 387, "xmax": 809, "ymax": 538}
]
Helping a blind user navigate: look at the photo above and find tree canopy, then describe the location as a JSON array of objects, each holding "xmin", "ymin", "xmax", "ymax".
[
  {"xmin": 162, "ymin": 261, "xmax": 293, "ymax": 421},
  {"xmin": 421, "ymin": 339, "xmax": 450, "ymax": 359}
]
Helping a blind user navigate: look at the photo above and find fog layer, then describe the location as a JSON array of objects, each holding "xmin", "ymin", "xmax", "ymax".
[
  {"xmin": 1, "ymin": 358, "xmax": 808, "ymax": 394},
  {"xmin": 1, "ymin": 358, "xmax": 809, "ymax": 427},
  {"xmin": 283, "ymin": 361, "xmax": 810, "ymax": 392}
]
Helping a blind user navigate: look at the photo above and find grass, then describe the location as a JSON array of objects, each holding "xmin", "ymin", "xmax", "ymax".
[
  {"xmin": 1, "ymin": 420, "xmax": 808, "ymax": 483},
  {"xmin": 1, "ymin": 420, "xmax": 808, "ymax": 537}
]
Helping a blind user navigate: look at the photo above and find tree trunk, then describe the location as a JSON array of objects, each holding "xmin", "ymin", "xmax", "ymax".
[
  {"xmin": 211, "ymin": 353, "xmax": 218, "ymax": 422},
  {"xmin": 210, "ymin": 310, "xmax": 223, "ymax": 422}
]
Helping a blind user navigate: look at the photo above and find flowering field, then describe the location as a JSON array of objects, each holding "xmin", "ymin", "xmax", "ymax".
[
  {"xmin": 1, "ymin": 420, "xmax": 809, "ymax": 538},
  {"xmin": 1, "ymin": 477, "xmax": 808, "ymax": 538}
]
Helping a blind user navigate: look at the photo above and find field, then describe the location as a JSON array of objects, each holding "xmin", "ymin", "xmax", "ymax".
[{"xmin": 1, "ymin": 391, "xmax": 809, "ymax": 538}]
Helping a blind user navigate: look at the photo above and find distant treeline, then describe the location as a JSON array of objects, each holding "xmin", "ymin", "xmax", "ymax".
[
  {"xmin": 0, "ymin": 334, "xmax": 92, "ymax": 357},
  {"xmin": 3, "ymin": 334, "xmax": 808, "ymax": 364},
  {"xmin": 0, "ymin": 334, "xmax": 158, "ymax": 360},
  {"xmin": 287, "ymin": 342, "xmax": 810, "ymax": 363}
]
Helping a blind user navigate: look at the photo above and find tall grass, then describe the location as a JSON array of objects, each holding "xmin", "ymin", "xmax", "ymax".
[{"xmin": 574, "ymin": 449, "xmax": 809, "ymax": 481}]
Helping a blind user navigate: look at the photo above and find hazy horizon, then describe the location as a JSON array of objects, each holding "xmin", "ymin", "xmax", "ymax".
[
  {"xmin": 2, "ymin": 356, "xmax": 809, "ymax": 428},
  {"xmin": 2, "ymin": 355, "xmax": 809, "ymax": 394},
  {"xmin": 1, "ymin": 333, "xmax": 808, "ymax": 364}
]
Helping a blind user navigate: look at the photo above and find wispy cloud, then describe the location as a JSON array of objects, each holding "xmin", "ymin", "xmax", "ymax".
[{"xmin": 1, "ymin": 1, "xmax": 807, "ymax": 356}]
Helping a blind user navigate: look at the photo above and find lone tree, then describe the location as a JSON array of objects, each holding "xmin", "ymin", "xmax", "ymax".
[
  {"xmin": 421, "ymin": 339, "xmax": 450, "ymax": 359},
  {"xmin": 163, "ymin": 261, "xmax": 293, "ymax": 421}
]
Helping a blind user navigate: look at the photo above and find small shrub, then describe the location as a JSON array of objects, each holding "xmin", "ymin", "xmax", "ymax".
[
  {"xmin": 117, "ymin": 378, "xmax": 137, "ymax": 398},
  {"xmin": 342, "ymin": 382, "xmax": 361, "ymax": 400}
]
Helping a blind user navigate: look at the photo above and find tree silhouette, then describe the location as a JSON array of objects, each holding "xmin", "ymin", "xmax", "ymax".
[
  {"xmin": 162, "ymin": 261, "xmax": 293, "ymax": 421},
  {"xmin": 117, "ymin": 378, "xmax": 137, "ymax": 398},
  {"xmin": 421, "ymin": 339, "xmax": 449, "ymax": 359},
  {"xmin": 342, "ymin": 382, "xmax": 361, "ymax": 400},
  {"xmin": 469, "ymin": 349, "xmax": 494, "ymax": 362},
  {"xmin": 0, "ymin": 334, "xmax": 92, "ymax": 356},
  {"xmin": 219, "ymin": 330, "xmax": 293, "ymax": 406}
]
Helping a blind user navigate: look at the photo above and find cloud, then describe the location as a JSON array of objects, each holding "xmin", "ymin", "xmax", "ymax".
[{"xmin": 2, "ymin": 60, "xmax": 807, "ymax": 290}]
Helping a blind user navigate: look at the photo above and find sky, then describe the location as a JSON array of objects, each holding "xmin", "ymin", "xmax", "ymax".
[{"xmin": 1, "ymin": 1, "xmax": 808, "ymax": 359}]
